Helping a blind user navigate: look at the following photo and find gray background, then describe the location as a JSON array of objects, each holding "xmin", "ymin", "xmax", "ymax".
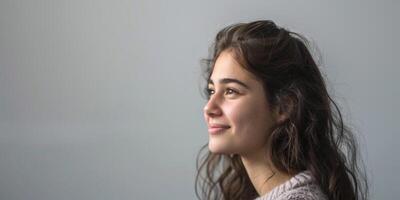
[{"xmin": 0, "ymin": 0, "xmax": 398, "ymax": 199}]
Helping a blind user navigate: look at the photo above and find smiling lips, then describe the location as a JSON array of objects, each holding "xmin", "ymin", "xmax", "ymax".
[{"xmin": 208, "ymin": 124, "xmax": 230, "ymax": 135}]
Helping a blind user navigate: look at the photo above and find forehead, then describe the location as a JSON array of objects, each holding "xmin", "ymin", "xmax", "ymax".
[{"xmin": 210, "ymin": 50, "xmax": 257, "ymax": 83}]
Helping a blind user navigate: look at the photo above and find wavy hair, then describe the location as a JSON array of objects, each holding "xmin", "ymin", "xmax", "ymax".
[{"xmin": 195, "ymin": 20, "xmax": 368, "ymax": 200}]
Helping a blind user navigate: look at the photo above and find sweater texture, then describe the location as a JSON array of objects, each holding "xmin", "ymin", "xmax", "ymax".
[{"xmin": 253, "ymin": 171, "xmax": 328, "ymax": 200}]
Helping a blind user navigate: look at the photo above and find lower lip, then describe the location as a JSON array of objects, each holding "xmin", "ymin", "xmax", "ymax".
[{"xmin": 208, "ymin": 127, "xmax": 230, "ymax": 135}]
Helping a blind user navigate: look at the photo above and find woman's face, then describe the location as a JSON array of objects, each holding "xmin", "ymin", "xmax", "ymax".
[{"xmin": 203, "ymin": 50, "xmax": 278, "ymax": 156}]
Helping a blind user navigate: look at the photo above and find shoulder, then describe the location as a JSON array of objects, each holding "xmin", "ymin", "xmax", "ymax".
[
  {"xmin": 277, "ymin": 184, "xmax": 328, "ymax": 200},
  {"xmin": 279, "ymin": 171, "xmax": 328, "ymax": 200},
  {"xmin": 255, "ymin": 171, "xmax": 328, "ymax": 200}
]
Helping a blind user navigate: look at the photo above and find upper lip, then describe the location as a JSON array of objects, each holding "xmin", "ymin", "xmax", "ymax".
[{"xmin": 208, "ymin": 123, "xmax": 230, "ymax": 128}]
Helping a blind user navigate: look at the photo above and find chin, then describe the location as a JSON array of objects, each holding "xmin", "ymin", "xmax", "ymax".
[{"xmin": 208, "ymin": 141, "xmax": 234, "ymax": 154}]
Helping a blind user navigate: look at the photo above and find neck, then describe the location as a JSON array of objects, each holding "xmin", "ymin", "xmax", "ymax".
[{"xmin": 240, "ymin": 150, "xmax": 292, "ymax": 197}]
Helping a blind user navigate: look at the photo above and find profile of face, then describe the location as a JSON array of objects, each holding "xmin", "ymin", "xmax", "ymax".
[{"xmin": 203, "ymin": 50, "xmax": 278, "ymax": 156}]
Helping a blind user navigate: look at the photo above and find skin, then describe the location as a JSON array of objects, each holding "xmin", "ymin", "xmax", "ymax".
[{"xmin": 203, "ymin": 50, "xmax": 292, "ymax": 196}]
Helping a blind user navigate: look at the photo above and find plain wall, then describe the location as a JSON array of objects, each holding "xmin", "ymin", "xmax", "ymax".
[{"xmin": 0, "ymin": 0, "xmax": 398, "ymax": 199}]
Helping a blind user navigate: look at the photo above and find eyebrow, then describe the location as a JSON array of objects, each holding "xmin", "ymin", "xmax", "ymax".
[{"xmin": 208, "ymin": 78, "xmax": 250, "ymax": 89}]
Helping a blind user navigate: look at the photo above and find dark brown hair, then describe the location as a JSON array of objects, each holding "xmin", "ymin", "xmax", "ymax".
[{"xmin": 195, "ymin": 20, "xmax": 368, "ymax": 200}]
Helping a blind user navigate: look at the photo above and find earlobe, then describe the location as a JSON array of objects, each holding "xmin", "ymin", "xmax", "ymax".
[
  {"xmin": 275, "ymin": 111, "xmax": 289, "ymax": 125},
  {"xmin": 274, "ymin": 96, "xmax": 295, "ymax": 125}
]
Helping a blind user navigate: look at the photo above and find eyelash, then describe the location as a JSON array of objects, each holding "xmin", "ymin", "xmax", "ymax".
[{"xmin": 207, "ymin": 88, "xmax": 239, "ymax": 96}]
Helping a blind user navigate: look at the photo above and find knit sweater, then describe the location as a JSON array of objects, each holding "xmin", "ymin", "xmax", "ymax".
[{"xmin": 253, "ymin": 171, "xmax": 328, "ymax": 200}]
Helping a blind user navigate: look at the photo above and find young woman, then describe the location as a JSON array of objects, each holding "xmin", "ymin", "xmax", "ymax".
[{"xmin": 195, "ymin": 20, "xmax": 368, "ymax": 200}]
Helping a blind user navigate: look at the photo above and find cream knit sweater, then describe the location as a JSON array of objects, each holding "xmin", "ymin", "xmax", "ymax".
[{"xmin": 253, "ymin": 171, "xmax": 328, "ymax": 200}]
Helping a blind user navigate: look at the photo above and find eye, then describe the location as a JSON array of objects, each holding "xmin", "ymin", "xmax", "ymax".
[
  {"xmin": 206, "ymin": 87, "xmax": 239, "ymax": 97},
  {"xmin": 225, "ymin": 88, "xmax": 239, "ymax": 95},
  {"xmin": 206, "ymin": 88, "xmax": 215, "ymax": 96}
]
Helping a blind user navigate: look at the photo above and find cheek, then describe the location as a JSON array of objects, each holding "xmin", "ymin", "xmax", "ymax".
[{"xmin": 226, "ymin": 100, "xmax": 269, "ymax": 135}]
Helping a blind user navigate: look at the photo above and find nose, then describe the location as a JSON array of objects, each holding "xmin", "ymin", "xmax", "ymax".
[{"xmin": 203, "ymin": 95, "xmax": 222, "ymax": 117}]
